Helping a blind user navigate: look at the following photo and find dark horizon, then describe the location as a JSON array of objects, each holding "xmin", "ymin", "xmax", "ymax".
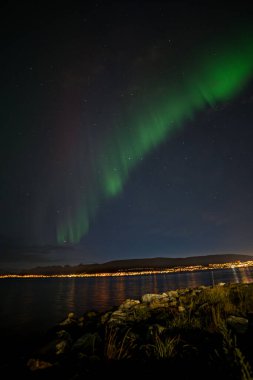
[{"xmin": 1, "ymin": 248, "xmax": 253, "ymax": 272}]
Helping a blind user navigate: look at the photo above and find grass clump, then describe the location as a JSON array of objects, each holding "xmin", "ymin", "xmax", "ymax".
[{"xmin": 104, "ymin": 327, "xmax": 136, "ymax": 360}]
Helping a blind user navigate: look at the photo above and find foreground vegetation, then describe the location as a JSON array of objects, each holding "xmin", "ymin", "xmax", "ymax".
[{"xmin": 23, "ymin": 283, "xmax": 253, "ymax": 379}]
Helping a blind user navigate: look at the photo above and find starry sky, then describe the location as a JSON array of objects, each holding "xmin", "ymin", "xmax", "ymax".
[{"xmin": 1, "ymin": 1, "xmax": 253, "ymax": 268}]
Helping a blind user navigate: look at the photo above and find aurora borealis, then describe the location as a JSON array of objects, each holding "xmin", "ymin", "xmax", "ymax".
[
  {"xmin": 57, "ymin": 30, "xmax": 253, "ymax": 244},
  {"xmin": 1, "ymin": 1, "xmax": 253, "ymax": 267}
]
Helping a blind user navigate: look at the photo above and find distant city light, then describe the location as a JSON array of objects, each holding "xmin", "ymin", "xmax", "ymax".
[{"xmin": 0, "ymin": 260, "xmax": 253, "ymax": 279}]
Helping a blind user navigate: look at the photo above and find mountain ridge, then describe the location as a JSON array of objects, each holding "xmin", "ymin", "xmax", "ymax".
[{"xmin": 16, "ymin": 254, "xmax": 253, "ymax": 275}]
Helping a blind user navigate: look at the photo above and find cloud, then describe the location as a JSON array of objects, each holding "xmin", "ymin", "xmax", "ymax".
[{"xmin": 0, "ymin": 243, "xmax": 93, "ymax": 270}]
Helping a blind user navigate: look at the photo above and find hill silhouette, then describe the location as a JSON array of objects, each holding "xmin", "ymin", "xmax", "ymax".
[{"xmin": 19, "ymin": 254, "xmax": 253, "ymax": 275}]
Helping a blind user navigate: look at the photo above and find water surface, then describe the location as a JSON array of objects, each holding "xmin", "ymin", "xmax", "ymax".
[{"xmin": 1, "ymin": 266, "xmax": 252, "ymax": 339}]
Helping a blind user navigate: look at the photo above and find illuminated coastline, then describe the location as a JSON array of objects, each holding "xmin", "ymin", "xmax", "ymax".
[{"xmin": 1, "ymin": 260, "xmax": 253, "ymax": 279}]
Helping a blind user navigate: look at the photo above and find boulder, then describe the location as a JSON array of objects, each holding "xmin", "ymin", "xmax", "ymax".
[
  {"xmin": 109, "ymin": 303, "xmax": 151, "ymax": 324},
  {"xmin": 101, "ymin": 311, "xmax": 112, "ymax": 325},
  {"xmin": 56, "ymin": 340, "xmax": 69, "ymax": 355},
  {"xmin": 27, "ymin": 358, "xmax": 53, "ymax": 371},
  {"xmin": 119, "ymin": 299, "xmax": 140, "ymax": 310},
  {"xmin": 166, "ymin": 290, "xmax": 179, "ymax": 298},
  {"xmin": 132, "ymin": 304, "xmax": 151, "ymax": 321},
  {"xmin": 78, "ymin": 316, "xmax": 85, "ymax": 327},
  {"xmin": 108, "ymin": 309, "xmax": 127, "ymax": 324},
  {"xmin": 141, "ymin": 293, "xmax": 168, "ymax": 303},
  {"xmin": 149, "ymin": 299, "xmax": 169, "ymax": 309},
  {"xmin": 55, "ymin": 330, "xmax": 72, "ymax": 355},
  {"xmin": 59, "ymin": 312, "xmax": 76, "ymax": 326}
]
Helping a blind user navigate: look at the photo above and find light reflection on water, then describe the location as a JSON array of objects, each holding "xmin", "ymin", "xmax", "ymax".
[{"xmin": 0, "ymin": 267, "xmax": 252, "ymax": 338}]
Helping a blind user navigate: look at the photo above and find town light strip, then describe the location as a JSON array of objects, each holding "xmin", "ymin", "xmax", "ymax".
[{"xmin": 0, "ymin": 261, "xmax": 253, "ymax": 279}]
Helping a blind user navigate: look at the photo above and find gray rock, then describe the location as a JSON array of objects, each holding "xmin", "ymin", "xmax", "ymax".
[
  {"xmin": 119, "ymin": 299, "xmax": 140, "ymax": 310},
  {"xmin": 59, "ymin": 312, "xmax": 76, "ymax": 326},
  {"xmin": 141, "ymin": 293, "xmax": 168, "ymax": 303},
  {"xmin": 27, "ymin": 358, "xmax": 53, "ymax": 371},
  {"xmin": 149, "ymin": 299, "xmax": 169, "ymax": 309},
  {"xmin": 166, "ymin": 290, "xmax": 179, "ymax": 298},
  {"xmin": 56, "ymin": 340, "xmax": 69, "ymax": 355},
  {"xmin": 78, "ymin": 316, "xmax": 84, "ymax": 327},
  {"xmin": 109, "ymin": 302, "xmax": 151, "ymax": 324},
  {"xmin": 108, "ymin": 309, "xmax": 127, "ymax": 324},
  {"xmin": 101, "ymin": 311, "xmax": 112, "ymax": 324},
  {"xmin": 132, "ymin": 304, "xmax": 151, "ymax": 321},
  {"xmin": 56, "ymin": 330, "xmax": 72, "ymax": 355}
]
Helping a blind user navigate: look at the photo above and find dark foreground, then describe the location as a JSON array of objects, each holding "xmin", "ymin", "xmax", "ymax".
[{"xmin": 6, "ymin": 283, "xmax": 253, "ymax": 379}]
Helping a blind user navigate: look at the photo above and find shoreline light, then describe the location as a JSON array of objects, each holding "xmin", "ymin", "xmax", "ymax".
[{"xmin": 0, "ymin": 260, "xmax": 253, "ymax": 279}]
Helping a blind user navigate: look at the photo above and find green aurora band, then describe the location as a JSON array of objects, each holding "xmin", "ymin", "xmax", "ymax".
[{"xmin": 57, "ymin": 32, "xmax": 253, "ymax": 244}]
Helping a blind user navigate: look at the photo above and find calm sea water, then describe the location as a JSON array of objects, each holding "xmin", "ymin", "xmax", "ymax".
[
  {"xmin": 0, "ymin": 267, "xmax": 253, "ymax": 367},
  {"xmin": 1, "ymin": 266, "xmax": 253, "ymax": 340}
]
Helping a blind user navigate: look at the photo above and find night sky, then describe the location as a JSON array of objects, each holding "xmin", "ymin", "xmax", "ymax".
[{"xmin": 1, "ymin": 1, "xmax": 253, "ymax": 268}]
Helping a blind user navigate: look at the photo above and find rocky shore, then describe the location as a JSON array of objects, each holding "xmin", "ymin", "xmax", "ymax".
[{"xmin": 18, "ymin": 283, "xmax": 253, "ymax": 379}]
